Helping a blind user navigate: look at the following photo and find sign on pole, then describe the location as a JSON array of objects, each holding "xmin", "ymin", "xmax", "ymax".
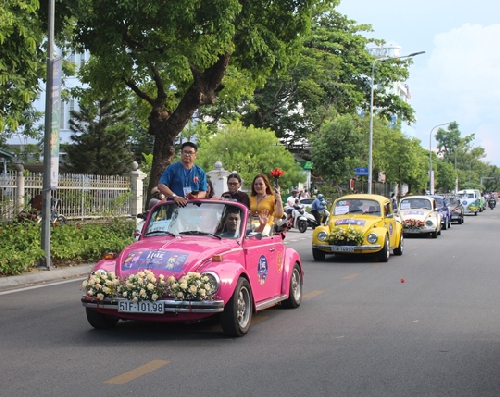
[
  {"xmin": 355, "ymin": 168, "xmax": 369, "ymax": 176},
  {"xmin": 50, "ymin": 58, "xmax": 62, "ymax": 189}
]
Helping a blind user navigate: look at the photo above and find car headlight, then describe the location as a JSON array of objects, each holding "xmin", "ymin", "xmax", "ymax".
[
  {"xmin": 367, "ymin": 233, "xmax": 378, "ymax": 244},
  {"xmin": 317, "ymin": 231, "xmax": 327, "ymax": 242},
  {"xmin": 425, "ymin": 220, "xmax": 433, "ymax": 227},
  {"xmin": 201, "ymin": 272, "xmax": 220, "ymax": 295}
]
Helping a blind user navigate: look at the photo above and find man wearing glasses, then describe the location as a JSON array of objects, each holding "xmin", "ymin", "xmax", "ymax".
[{"xmin": 158, "ymin": 142, "xmax": 207, "ymax": 207}]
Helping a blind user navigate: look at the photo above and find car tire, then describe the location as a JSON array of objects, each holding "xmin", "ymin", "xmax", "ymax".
[
  {"xmin": 431, "ymin": 230, "xmax": 438, "ymax": 238},
  {"xmin": 312, "ymin": 248, "xmax": 326, "ymax": 261},
  {"xmin": 376, "ymin": 235, "xmax": 390, "ymax": 262},
  {"xmin": 474, "ymin": 212, "xmax": 477, "ymax": 216},
  {"xmin": 282, "ymin": 263, "xmax": 302, "ymax": 309},
  {"xmin": 460, "ymin": 215, "xmax": 464, "ymax": 224},
  {"xmin": 221, "ymin": 278, "xmax": 252, "ymax": 337},
  {"xmin": 442, "ymin": 220, "xmax": 447, "ymax": 230},
  {"xmin": 86, "ymin": 308, "xmax": 119, "ymax": 329},
  {"xmin": 298, "ymin": 220, "xmax": 308, "ymax": 233},
  {"xmin": 393, "ymin": 234, "xmax": 404, "ymax": 256}
]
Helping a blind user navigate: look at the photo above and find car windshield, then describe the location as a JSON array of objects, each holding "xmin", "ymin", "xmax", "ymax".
[
  {"xmin": 434, "ymin": 198, "xmax": 444, "ymax": 207},
  {"xmin": 334, "ymin": 199, "xmax": 380, "ymax": 215},
  {"xmin": 448, "ymin": 197, "xmax": 457, "ymax": 205},
  {"xmin": 399, "ymin": 198, "xmax": 432, "ymax": 210},
  {"xmin": 145, "ymin": 201, "xmax": 244, "ymax": 238}
]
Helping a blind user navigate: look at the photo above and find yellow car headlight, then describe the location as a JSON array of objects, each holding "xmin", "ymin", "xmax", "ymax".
[{"xmin": 317, "ymin": 231, "xmax": 327, "ymax": 242}]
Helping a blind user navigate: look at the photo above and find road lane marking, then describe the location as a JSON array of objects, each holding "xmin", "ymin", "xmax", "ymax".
[
  {"xmin": 303, "ymin": 290, "xmax": 324, "ymax": 299},
  {"xmin": 342, "ymin": 273, "xmax": 359, "ymax": 280},
  {"xmin": 104, "ymin": 360, "xmax": 170, "ymax": 384}
]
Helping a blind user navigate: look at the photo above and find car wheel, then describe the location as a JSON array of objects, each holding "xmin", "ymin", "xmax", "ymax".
[
  {"xmin": 448, "ymin": 218, "xmax": 451, "ymax": 228},
  {"xmin": 282, "ymin": 263, "xmax": 302, "ymax": 309},
  {"xmin": 86, "ymin": 308, "xmax": 119, "ymax": 329},
  {"xmin": 298, "ymin": 220, "xmax": 308, "ymax": 233},
  {"xmin": 474, "ymin": 212, "xmax": 477, "ymax": 216},
  {"xmin": 460, "ymin": 215, "xmax": 464, "ymax": 224},
  {"xmin": 393, "ymin": 234, "xmax": 404, "ymax": 256},
  {"xmin": 312, "ymin": 248, "xmax": 326, "ymax": 261},
  {"xmin": 442, "ymin": 220, "xmax": 447, "ymax": 230},
  {"xmin": 221, "ymin": 278, "xmax": 252, "ymax": 337},
  {"xmin": 431, "ymin": 230, "xmax": 438, "ymax": 238},
  {"xmin": 376, "ymin": 235, "xmax": 390, "ymax": 262}
]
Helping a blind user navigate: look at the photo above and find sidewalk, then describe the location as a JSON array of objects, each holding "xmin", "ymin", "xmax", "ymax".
[{"xmin": 0, "ymin": 263, "xmax": 94, "ymax": 292}]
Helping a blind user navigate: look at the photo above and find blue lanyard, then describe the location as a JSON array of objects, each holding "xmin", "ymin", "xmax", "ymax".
[{"xmin": 183, "ymin": 167, "xmax": 193, "ymax": 186}]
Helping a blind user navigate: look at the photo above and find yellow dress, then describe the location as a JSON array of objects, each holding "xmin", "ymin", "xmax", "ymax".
[{"xmin": 249, "ymin": 195, "xmax": 283, "ymax": 234}]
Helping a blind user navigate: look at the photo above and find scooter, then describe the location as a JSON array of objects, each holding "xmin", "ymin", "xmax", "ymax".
[
  {"xmin": 488, "ymin": 197, "xmax": 496, "ymax": 210},
  {"xmin": 305, "ymin": 202, "xmax": 330, "ymax": 229},
  {"xmin": 291, "ymin": 204, "xmax": 309, "ymax": 233}
]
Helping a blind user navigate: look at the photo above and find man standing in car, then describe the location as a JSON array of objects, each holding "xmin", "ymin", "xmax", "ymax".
[{"xmin": 158, "ymin": 142, "xmax": 207, "ymax": 207}]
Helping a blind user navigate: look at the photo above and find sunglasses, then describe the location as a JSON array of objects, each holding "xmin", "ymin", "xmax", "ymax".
[{"xmin": 227, "ymin": 182, "xmax": 239, "ymax": 186}]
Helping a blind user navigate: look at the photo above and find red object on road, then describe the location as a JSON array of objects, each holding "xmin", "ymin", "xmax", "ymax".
[{"xmin": 401, "ymin": 278, "xmax": 405, "ymax": 283}]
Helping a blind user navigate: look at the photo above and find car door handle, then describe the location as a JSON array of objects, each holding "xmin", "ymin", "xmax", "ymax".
[{"xmin": 269, "ymin": 248, "xmax": 275, "ymax": 252}]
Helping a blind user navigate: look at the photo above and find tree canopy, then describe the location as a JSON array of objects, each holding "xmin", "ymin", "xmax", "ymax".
[
  {"xmin": 0, "ymin": 0, "xmax": 44, "ymax": 131},
  {"xmin": 45, "ymin": 0, "xmax": 321, "ymax": 194},
  {"xmin": 196, "ymin": 121, "xmax": 305, "ymax": 191}
]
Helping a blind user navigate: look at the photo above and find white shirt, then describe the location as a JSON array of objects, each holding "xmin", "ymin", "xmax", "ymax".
[{"xmin": 287, "ymin": 195, "xmax": 298, "ymax": 210}]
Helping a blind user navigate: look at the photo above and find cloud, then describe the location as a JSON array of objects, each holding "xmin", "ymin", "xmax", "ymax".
[{"xmin": 411, "ymin": 23, "xmax": 500, "ymax": 165}]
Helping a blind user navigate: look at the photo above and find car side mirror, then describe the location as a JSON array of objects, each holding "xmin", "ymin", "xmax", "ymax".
[{"xmin": 386, "ymin": 213, "xmax": 394, "ymax": 219}]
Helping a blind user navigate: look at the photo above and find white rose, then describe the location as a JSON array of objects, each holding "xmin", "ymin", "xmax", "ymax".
[
  {"xmin": 167, "ymin": 275, "xmax": 175, "ymax": 284},
  {"xmin": 82, "ymin": 280, "xmax": 88, "ymax": 288},
  {"xmin": 177, "ymin": 292, "xmax": 184, "ymax": 298},
  {"xmin": 87, "ymin": 290, "xmax": 94, "ymax": 296},
  {"xmin": 200, "ymin": 289, "xmax": 206, "ymax": 297},
  {"xmin": 147, "ymin": 283, "xmax": 155, "ymax": 291},
  {"xmin": 152, "ymin": 294, "xmax": 158, "ymax": 301},
  {"xmin": 189, "ymin": 285, "xmax": 197, "ymax": 293},
  {"xmin": 180, "ymin": 283, "xmax": 188, "ymax": 290},
  {"xmin": 97, "ymin": 293, "xmax": 104, "ymax": 300}
]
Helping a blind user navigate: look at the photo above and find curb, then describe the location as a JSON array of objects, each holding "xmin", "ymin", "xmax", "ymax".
[{"xmin": 0, "ymin": 264, "xmax": 94, "ymax": 291}]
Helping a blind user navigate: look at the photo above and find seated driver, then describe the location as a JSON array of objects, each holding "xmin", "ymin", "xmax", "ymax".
[{"xmin": 219, "ymin": 207, "xmax": 242, "ymax": 237}]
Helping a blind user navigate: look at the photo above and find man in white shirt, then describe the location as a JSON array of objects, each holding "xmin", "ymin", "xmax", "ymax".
[{"xmin": 286, "ymin": 190, "xmax": 299, "ymax": 221}]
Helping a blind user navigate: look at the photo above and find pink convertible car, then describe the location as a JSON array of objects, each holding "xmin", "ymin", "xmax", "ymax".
[{"xmin": 81, "ymin": 199, "xmax": 303, "ymax": 337}]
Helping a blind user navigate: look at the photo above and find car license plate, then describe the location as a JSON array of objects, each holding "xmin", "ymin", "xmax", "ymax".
[
  {"xmin": 333, "ymin": 246, "xmax": 355, "ymax": 252},
  {"xmin": 404, "ymin": 229, "xmax": 421, "ymax": 234},
  {"xmin": 118, "ymin": 300, "xmax": 164, "ymax": 314}
]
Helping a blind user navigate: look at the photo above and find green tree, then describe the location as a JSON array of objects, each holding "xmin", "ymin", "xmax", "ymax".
[
  {"xmin": 196, "ymin": 121, "xmax": 305, "ymax": 190},
  {"xmin": 48, "ymin": 0, "xmax": 318, "ymax": 193},
  {"xmin": 203, "ymin": 4, "xmax": 417, "ymax": 149},
  {"xmin": 0, "ymin": 0, "xmax": 44, "ymax": 132},
  {"xmin": 64, "ymin": 98, "xmax": 134, "ymax": 174},
  {"xmin": 310, "ymin": 115, "xmax": 365, "ymax": 185}
]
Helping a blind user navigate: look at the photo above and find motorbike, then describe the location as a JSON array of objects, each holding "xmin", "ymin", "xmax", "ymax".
[
  {"xmin": 290, "ymin": 204, "xmax": 309, "ymax": 233},
  {"xmin": 488, "ymin": 197, "xmax": 496, "ymax": 210}
]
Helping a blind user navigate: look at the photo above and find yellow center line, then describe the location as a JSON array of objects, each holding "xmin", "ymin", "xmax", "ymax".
[
  {"xmin": 342, "ymin": 273, "xmax": 359, "ymax": 280},
  {"xmin": 303, "ymin": 290, "xmax": 324, "ymax": 299},
  {"xmin": 104, "ymin": 360, "xmax": 170, "ymax": 384}
]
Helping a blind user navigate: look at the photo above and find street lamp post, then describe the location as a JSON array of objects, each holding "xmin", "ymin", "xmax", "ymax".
[
  {"xmin": 428, "ymin": 122, "xmax": 452, "ymax": 194},
  {"xmin": 368, "ymin": 51, "xmax": 425, "ymax": 194}
]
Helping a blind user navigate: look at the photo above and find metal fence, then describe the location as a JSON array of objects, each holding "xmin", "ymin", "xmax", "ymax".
[{"xmin": 0, "ymin": 172, "xmax": 133, "ymax": 221}]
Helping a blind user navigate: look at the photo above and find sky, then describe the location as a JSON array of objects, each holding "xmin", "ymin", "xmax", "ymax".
[{"xmin": 336, "ymin": 0, "xmax": 500, "ymax": 165}]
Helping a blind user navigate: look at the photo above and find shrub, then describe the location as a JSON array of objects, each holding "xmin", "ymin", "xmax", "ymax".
[{"xmin": 0, "ymin": 218, "xmax": 135, "ymax": 276}]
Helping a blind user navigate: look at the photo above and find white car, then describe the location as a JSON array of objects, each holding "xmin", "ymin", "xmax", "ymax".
[{"xmin": 398, "ymin": 196, "xmax": 442, "ymax": 238}]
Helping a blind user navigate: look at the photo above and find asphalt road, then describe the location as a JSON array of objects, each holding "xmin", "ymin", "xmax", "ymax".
[{"xmin": 1, "ymin": 210, "xmax": 500, "ymax": 396}]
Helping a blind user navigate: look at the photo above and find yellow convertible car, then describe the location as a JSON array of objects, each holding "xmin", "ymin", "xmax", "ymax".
[{"xmin": 312, "ymin": 194, "xmax": 403, "ymax": 262}]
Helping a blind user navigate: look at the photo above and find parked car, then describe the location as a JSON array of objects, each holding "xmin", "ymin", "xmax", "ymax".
[
  {"xmin": 457, "ymin": 189, "xmax": 480, "ymax": 215},
  {"xmin": 312, "ymin": 194, "xmax": 403, "ymax": 262},
  {"xmin": 428, "ymin": 194, "xmax": 451, "ymax": 230},
  {"xmin": 446, "ymin": 196, "xmax": 465, "ymax": 224},
  {"xmin": 81, "ymin": 199, "xmax": 303, "ymax": 337},
  {"xmin": 398, "ymin": 196, "xmax": 442, "ymax": 238}
]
